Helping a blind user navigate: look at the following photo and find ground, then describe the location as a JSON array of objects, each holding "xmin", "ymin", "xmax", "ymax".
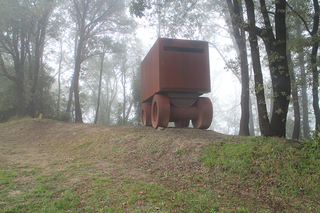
[
  {"xmin": 0, "ymin": 118, "xmax": 228, "ymax": 182},
  {"xmin": 0, "ymin": 118, "xmax": 318, "ymax": 212}
]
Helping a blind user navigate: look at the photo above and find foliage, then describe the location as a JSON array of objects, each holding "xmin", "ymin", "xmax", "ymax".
[
  {"xmin": 129, "ymin": 0, "xmax": 151, "ymax": 18},
  {"xmin": 0, "ymin": 0, "xmax": 55, "ymax": 118},
  {"xmin": 0, "ymin": 82, "xmax": 19, "ymax": 123}
]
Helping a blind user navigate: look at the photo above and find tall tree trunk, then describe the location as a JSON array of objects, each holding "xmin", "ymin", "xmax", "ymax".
[
  {"xmin": 245, "ymin": 0, "xmax": 272, "ymax": 136},
  {"xmin": 299, "ymin": 51, "xmax": 310, "ymax": 138},
  {"xmin": 122, "ymin": 65, "xmax": 126, "ymax": 125},
  {"xmin": 27, "ymin": 5, "xmax": 51, "ymax": 118},
  {"xmin": 94, "ymin": 51, "xmax": 106, "ymax": 124},
  {"xmin": 311, "ymin": 0, "xmax": 320, "ymax": 130},
  {"xmin": 257, "ymin": 0, "xmax": 290, "ymax": 137},
  {"xmin": 66, "ymin": 76, "xmax": 74, "ymax": 113},
  {"xmin": 57, "ymin": 40, "xmax": 63, "ymax": 116},
  {"xmin": 287, "ymin": 32, "xmax": 301, "ymax": 140},
  {"xmin": 249, "ymin": 95, "xmax": 255, "ymax": 136},
  {"xmin": 67, "ymin": 26, "xmax": 79, "ymax": 114},
  {"xmin": 226, "ymin": 0, "xmax": 250, "ymax": 136},
  {"xmin": 269, "ymin": 0, "xmax": 290, "ymax": 137},
  {"xmin": 73, "ymin": 37, "xmax": 84, "ymax": 123}
]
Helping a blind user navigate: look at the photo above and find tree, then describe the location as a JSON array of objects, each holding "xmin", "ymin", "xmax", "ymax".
[
  {"xmin": 94, "ymin": 39, "xmax": 109, "ymax": 124},
  {"xmin": 287, "ymin": 33, "xmax": 301, "ymax": 140},
  {"xmin": 130, "ymin": 0, "xmax": 202, "ymax": 38},
  {"xmin": 244, "ymin": 0, "xmax": 272, "ymax": 136},
  {"xmin": 70, "ymin": 0, "xmax": 135, "ymax": 122},
  {"xmin": 0, "ymin": 0, "xmax": 55, "ymax": 118},
  {"xmin": 287, "ymin": 0, "xmax": 319, "ymax": 133},
  {"xmin": 244, "ymin": 0, "xmax": 291, "ymax": 137},
  {"xmin": 226, "ymin": 0, "xmax": 250, "ymax": 136},
  {"xmin": 309, "ymin": 0, "xmax": 320, "ymax": 130}
]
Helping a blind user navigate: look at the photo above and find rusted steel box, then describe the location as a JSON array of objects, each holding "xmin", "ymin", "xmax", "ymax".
[{"xmin": 141, "ymin": 38, "xmax": 210, "ymax": 103}]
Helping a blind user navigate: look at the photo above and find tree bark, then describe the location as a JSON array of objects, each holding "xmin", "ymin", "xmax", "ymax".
[
  {"xmin": 311, "ymin": 0, "xmax": 320, "ymax": 130},
  {"xmin": 254, "ymin": 0, "xmax": 290, "ymax": 137},
  {"xmin": 94, "ymin": 50, "xmax": 106, "ymax": 124},
  {"xmin": 226, "ymin": 0, "xmax": 250, "ymax": 136},
  {"xmin": 73, "ymin": 36, "xmax": 84, "ymax": 123},
  {"xmin": 269, "ymin": 0, "xmax": 291, "ymax": 137},
  {"xmin": 245, "ymin": 0, "xmax": 272, "ymax": 136},
  {"xmin": 122, "ymin": 62, "xmax": 127, "ymax": 125},
  {"xmin": 287, "ymin": 32, "xmax": 301, "ymax": 140},
  {"xmin": 57, "ymin": 39, "xmax": 63, "ymax": 116},
  {"xmin": 299, "ymin": 51, "xmax": 310, "ymax": 138}
]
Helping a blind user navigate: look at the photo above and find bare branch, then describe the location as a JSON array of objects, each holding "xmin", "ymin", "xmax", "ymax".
[{"xmin": 286, "ymin": 2, "xmax": 312, "ymax": 35}]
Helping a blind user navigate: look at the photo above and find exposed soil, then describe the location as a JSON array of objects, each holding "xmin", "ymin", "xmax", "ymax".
[
  {"xmin": 1, "ymin": 119, "xmax": 317, "ymax": 212},
  {"xmin": 0, "ymin": 118, "xmax": 230, "ymax": 187}
]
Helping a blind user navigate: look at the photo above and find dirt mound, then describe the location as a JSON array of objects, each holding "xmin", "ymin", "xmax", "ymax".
[{"xmin": 0, "ymin": 118, "xmax": 230, "ymax": 185}]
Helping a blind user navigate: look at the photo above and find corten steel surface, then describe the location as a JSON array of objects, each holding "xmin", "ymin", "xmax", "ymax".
[
  {"xmin": 140, "ymin": 38, "xmax": 213, "ymax": 129},
  {"xmin": 141, "ymin": 38, "xmax": 210, "ymax": 105}
]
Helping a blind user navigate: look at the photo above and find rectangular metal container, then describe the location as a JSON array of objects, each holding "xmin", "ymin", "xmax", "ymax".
[{"xmin": 141, "ymin": 38, "xmax": 210, "ymax": 103}]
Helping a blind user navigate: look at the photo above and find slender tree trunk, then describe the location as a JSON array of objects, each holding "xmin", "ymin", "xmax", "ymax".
[
  {"xmin": 299, "ymin": 52, "xmax": 310, "ymax": 138},
  {"xmin": 66, "ymin": 76, "xmax": 74, "ymax": 113},
  {"xmin": 311, "ymin": 0, "xmax": 320, "ymax": 130},
  {"xmin": 122, "ymin": 66, "xmax": 126, "ymax": 125},
  {"xmin": 27, "ymin": 6, "xmax": 51, "ymax": 118},
  {"xmin": 249, "ymin": 95, "xmax": 255, "ymax": 136},
  {"xmin": 245, "ymin": 0, "xmax": 272, "ymax": 136},
  {"xmin": 226, "ymin": 0, "xmax": 250, "ymax": 136},
  {"xmin": 248, "ymin": 64, "xmax": 255, "ymax": 136},
  {"xmin": 287, "ymin": 32, "xmax": 301, "ymax": 140},
  {"xmin": 57, "ymin": 40, "xmax": 63, "ymax": 116},
  {"xmin": 74, "ymin": 37, "xmax": 84, "ymax": 123},
  {"xmin": 28, "ymin": 35, "xmax": 41, "ymax": 118},
  {"xmin": 106, "ymin": 73, "xmax": 110, "ymax": 125},
  {"xmin": 94, "ymin": 51, "xmax": 106, "ymax": 124},
  {"xmin": 67, "ymin": 25, "xmax": 79, "ymax": 114}
]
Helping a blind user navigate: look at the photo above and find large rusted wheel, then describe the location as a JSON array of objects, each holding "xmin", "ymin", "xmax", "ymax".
[
  {"xmin": 151, "ymin": 94, "xmax": 170, "ymax": 128},
  {"xmin": 174, "ymin": 120, "xmax": 190, "ymax": 128},
  {"xmin": 192, "ymin": 97, "xmax": 213, "ymax": 129},
  {"xmin": 140, "ymin": 103, "xmax": 152, "ymax": 126}
]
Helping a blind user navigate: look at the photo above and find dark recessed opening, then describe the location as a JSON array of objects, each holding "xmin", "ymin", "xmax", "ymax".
[{"xmin": 163, "ymin": 46, "xmax": 204, "ymax": 53}]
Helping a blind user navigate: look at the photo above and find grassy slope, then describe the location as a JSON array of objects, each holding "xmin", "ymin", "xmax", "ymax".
[{"xmin": 0, "ymin": 118, "xmax": 319, "ymax": 212}]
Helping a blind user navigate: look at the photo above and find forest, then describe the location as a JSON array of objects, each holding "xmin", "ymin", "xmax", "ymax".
[{"xmin": 0, "ymin": 0, "xmax": 319, "ymax": 140}]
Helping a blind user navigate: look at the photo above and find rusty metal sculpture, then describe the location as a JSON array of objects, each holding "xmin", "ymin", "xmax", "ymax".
[{"xmin": 140, "ymin": 38, "xmax": 213, "ymax": 129}]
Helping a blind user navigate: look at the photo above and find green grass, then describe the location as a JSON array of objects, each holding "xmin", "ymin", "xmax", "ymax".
[
  {"xmin": 201, "ymin": 136, "xmax": 320, "ymax": 199},
  {"xmin": 1, "ymin": 118, "xmax": 320, "ymax": 212},
  {"xmin": 0, "ymin": 169, "xmax": 18, "ymax": 185}
]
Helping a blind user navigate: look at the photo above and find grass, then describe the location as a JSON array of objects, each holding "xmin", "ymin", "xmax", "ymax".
[
  {"xmin": 1, "ymin": 119, "xmax": 320, "ymax": 212},
  {"xmin": 201, "ymin": 135, "xmax": 320, "ymax": 207},
  {"xmin": 0, "ymin": 165, "xmax": 227, "ymax": 212}
]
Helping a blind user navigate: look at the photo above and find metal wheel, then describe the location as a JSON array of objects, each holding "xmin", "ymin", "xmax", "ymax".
[
  {"xmin": 140, "ymin": 103, "xmax": 151, "ymax": 126},
  {"xmin": 151, "ymin": 94, "xmax": 170, "ymax": 128},
  {"xmin": 174, "ymin": 120, "xmax": 190, "ymax": 128},
  {"xmin": 192, "ymin": 97, "xmax": 213, "ymax": 129}
]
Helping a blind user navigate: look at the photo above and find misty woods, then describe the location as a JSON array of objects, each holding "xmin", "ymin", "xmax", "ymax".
[{"xmin": 0, "ymin": 0, "xmax": 319, "ymax": 139}]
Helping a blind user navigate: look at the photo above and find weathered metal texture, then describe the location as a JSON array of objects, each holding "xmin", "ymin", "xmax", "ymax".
[
  {"xmin": 140, "ymin": 38, "xmax": 212, "ymax": 129},
  {"xmin": 141, "ymin": 38, "xmax": 210, "ymax": 105}
]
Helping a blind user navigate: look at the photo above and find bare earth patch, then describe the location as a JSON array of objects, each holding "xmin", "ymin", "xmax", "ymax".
[
  {"xmin": 0, "ymin": 119, "xmax": 229, "ymax": 185},
  {"xmin": 1, "ymin": 118, "xmax": 316, "ymax": 212}
]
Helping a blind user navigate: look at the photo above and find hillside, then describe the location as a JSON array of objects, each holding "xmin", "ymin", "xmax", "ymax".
[{"xmin": 0, "ymin": 118, "xmax": 319, "ymax": 212}]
